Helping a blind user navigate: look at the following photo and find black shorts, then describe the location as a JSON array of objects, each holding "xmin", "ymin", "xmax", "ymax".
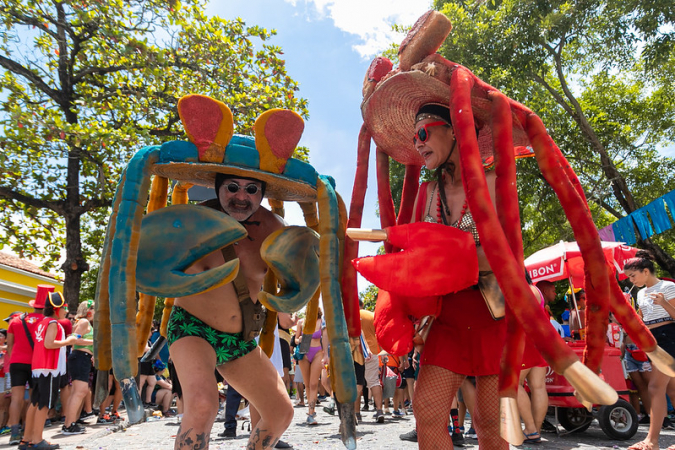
[
  {"xmin": 168, "ymin": 360, "xmax": 182, "ymax": 399},
  {"xmin": 652, "ymin": 323, "xmax": 675, "ymax": 358},
  {"xmin": 9, "ymin": 363, "xmax": 33, "ymax": 389},
  {"xmin": 354, "ymin": 362, "xmax": 366, "ymax": 387},
  {"xmin": 139, "ymin": 359, "xmax": 154, "ymax": 376},
  {"xmin": 279, "ymin": 338, "xmax": 292, "ymax": 370},
  {"xmin": 31, "ymin": 374, "xmax": 63, "ymax": 409},
  {"xmin": 68, "ymin": 350, "xmax": 92, "ymax": 382}
]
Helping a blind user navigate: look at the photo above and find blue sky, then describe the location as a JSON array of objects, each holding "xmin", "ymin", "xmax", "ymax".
[{"xmin": 207, "ymin": 0, "xmax": 434, "ymax": 291}]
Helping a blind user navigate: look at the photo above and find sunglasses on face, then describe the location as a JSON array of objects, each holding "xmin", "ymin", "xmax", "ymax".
[
  {"xmin": 226, "ymin": 182, "xmax": 260, "ymax": 195},
  {"xmin": 413, "ymin": 121, "xmax": 449, "ymax": 145}
]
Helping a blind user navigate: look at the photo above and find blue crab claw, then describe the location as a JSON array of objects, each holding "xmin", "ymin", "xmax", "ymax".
[
  {"xmin": 258, "ymin": 226, "xmax": 320, "ymax": 312},
  {"xmin": 136, "ymin": 204, "xmax": 247, "ymax": 298}
]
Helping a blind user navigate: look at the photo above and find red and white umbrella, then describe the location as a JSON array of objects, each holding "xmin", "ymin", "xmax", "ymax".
[{"xmin": 525, "ymin": 241, "xmax": 638, "ymax": 287}]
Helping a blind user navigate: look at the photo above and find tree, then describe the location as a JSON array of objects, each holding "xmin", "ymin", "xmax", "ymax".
[
  {"xmin": 359, "ymin": 284, "xmax": 378, "ymax": 312},
  {"xmin": 431, "ymin": 0, "xmax": 675, "ymax": 275},
  {"xmin": 0, "ymin": 0, "xmax": 308, "ymax": 309}
]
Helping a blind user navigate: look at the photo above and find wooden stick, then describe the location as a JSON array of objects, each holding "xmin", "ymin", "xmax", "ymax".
[{"xmin": 346, "ymin": 228, "xmax": 387, "ymax": 242}]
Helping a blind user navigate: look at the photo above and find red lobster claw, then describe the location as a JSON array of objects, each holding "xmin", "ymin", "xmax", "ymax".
[
  {"xmin": 353, "ymin": 222, "xmax": 478, "ymax": 297},
  {"xmin": 374, "ymin": 289, "xmax": 441, "ymax": 356}
]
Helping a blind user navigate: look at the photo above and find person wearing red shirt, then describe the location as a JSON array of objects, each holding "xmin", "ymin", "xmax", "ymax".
[
  {"xmin": 22, "ymin": 292, "xmax": 77, "ymax": 450},
  {"xmin": 5, "ymin": 285, "xmax": 52, "ymax": 445}
]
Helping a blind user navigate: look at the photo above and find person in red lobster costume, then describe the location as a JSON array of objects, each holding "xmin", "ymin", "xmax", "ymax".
[{"xmin": 410, "ymin": 103, "xmax": 507, "ymax": 448}]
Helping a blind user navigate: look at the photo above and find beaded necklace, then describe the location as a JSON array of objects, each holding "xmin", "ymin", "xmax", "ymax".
[{"xmin": 435, "ymin": 174, "xmax": 469, "ymax": 226}]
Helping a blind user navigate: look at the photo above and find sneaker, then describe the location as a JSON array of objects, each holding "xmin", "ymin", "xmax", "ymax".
[
  {"xmin": 399, "ymin": 429, "xmax": 418, "ymax": 442},
  {"xmin": 97, "ymin": 414, "xmax": 114, "ymax": 424},
  {"xmin": 374, "ymin": 410, "xmax": 385, "ymax": 424},
  {"xmin": 392, "ymin": 409, "xmax": 405, "ymax": 418},
  {"xmin": 452, "ymin": 429, "xmax": 466, "ymax": 447},
  {"xmin": 9, "ymin": 433, "xmax": 22, "ymax": 445},
  {"xmin": 163, "ymin": 410, "xmax": 177, "ymax": 417},
  {"xmin": 0, "ymin": 426, "xmax": 11, "ymax": 436},
  {"xmin": 663, "ymin": 417, "xmax": 675, "ymax": 430},
  {"xmin": 384, "ymin": 407, "xmax": 391, "ymax": 415},
  {"xmin": 639, "ymin": 414, "xmax": 651, "ymax": 425},
  {"xmin": 274, "ymin": 440, "xmax": 293, "ymax": 449},
  {"xmin": 322, "ymin": 399, "xmax": 336, "ymax": 415},
  {"xmin": 61, "ymin": 422, "xmax": 86, "ymax": 435},
  {"xmin": 218, "ymin": 428, "xmax": 236, "ymax": 438},
  {"xmin": 112, "ymin": 411, "xmax": 121, "ymax": 420},
  {"xmin": 44, "ymin": 419, "xmax": 52, "ymax": 427},
  {"xmin": 306, "ymin": 413, "xmax": 318, "ymax": 425},
  {"xmin": 465, "ymin": 427, "xmax": 477, "ymax": 439},
  {"xmin": 355, "ymin": 413, "xmax": 362, "ymax": 424},
  {"xmin": 80, "ymin": 410, "xmax": 95, "ymax": 420}
]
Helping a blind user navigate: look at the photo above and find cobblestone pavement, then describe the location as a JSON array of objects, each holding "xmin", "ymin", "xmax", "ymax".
[{"xmin": 2, "ymin": 404, "xmax": 675, "ymax": 450}]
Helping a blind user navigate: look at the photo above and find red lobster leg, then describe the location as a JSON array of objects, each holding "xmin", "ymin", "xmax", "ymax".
[
  {"xmin": 526, "ymin": 115, "xmax": 611, "ymax": 375},
  {"xmin": 490, "ymin": 92, "xmax": 526, "ymax": 423},
  {"xmin": 376, "ymin": 149, "xmax": 397, "ymax": 253},
  {"xmin": 341, "ymin": 124, "xmax": 371, "ymax": 337},
  {"xmin": 450, "ymin": 67, "xmax": 579, "ymax": 374},
  {"xmin": 397, "ymin": 164, "xmax": 421, "ymax": 226}
]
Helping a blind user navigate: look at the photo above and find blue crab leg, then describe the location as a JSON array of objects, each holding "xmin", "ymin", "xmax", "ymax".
[
  {"xmin": 318, "ymin": 175, "xmax": 357, "ymax": 449},
  {"xmin": 105, "ymin": 145, "xmax": 160, "ymax": 424}
]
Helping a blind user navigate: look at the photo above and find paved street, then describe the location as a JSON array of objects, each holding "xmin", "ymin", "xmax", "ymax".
[{"xmin": 3, "ymin": 402, "xmax": 675, "ymax": 450}]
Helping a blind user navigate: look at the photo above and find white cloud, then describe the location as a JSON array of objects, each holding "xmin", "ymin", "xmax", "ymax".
[{"xmin": 285, "ymin": 0, "xmax": 433, "ymax": 58}]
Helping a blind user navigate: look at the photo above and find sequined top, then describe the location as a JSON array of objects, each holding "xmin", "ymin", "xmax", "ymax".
[{"xmin": 423, "ymin": 183, "xmax": 481, "ymax": 247}]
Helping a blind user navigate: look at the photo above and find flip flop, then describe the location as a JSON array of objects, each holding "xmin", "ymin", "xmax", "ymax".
[{"xmin": 523, "ymin": 431, "xmax": 541, "ymax": 444}]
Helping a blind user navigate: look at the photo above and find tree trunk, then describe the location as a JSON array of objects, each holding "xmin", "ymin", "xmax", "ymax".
[
  {"xmin": 61, "ymin": 212, "xmax": 89, "ymax": 312},
  {"xmin": 638, "ymin": 237, "xmax": 675, "ymax": 278},
  {"xmin": 62, "ymin": 139, "xmax": 89, "ymax": 312}
]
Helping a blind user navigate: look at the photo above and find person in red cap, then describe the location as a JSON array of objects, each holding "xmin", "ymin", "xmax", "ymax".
[
  {"xmin": 22, "ymin": 291, "xmax": 78, "ymax": 450},
  {"xmin": 5, "ymin": 285, "xmax": 52, "ymax": 445}
]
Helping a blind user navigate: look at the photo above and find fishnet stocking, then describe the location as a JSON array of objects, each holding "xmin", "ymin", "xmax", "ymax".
[
  {"xmin": 474, "ymin": 375, "xmax": 509, "ymax": 450},
  {"xmin": 414, "ymin": 365, "xmax": 465, "ymax": 449}
]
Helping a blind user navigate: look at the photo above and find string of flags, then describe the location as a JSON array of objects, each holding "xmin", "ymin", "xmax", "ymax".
[{"xmin": 598, "ymin": 190, "xmax": 675, "ymax": 245}]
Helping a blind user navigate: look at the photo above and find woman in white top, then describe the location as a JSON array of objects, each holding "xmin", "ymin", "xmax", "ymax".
[{"xmin": 624, "ymin": 250, "xmax": 675, "ymax": 450}]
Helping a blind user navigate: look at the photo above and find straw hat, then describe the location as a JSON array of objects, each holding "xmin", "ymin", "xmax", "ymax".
[
  {"xmin": 361, "ymin": 67, "xmax": 534, "ymax": 167},
  {"xmin": 151, "ymin": 95, "xmax": 319, "ymax": 203}
]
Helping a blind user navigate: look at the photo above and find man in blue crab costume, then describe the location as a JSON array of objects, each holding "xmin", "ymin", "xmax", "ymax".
[{"xmin": 94, "ymin": 94, "xmax": 358, "ymax": 449}]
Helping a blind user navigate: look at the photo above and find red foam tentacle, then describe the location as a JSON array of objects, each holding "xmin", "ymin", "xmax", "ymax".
[
  {"xmin": 341, "ymin": 124, "xmax": 371, "ymax": 337},
  {"xmin": 490, "ymin": 91, "xmax": 526, "ymax": 398},
  {"xmin": 376, "ymin": 149, "xmax": 397, "ymax": 254},
  {"xmin": 525, "ymin": 114, "xmax": 610, "ymax": 373},
  {"xmin": 397, "ymin": 164, "xmax": 422, "ymax": 226},
  {"xmin": 553, "ymin": 144, "xmax": 589, "ymax": 209},
  {"xmin": 450, "ymin": 67, "xmax": 578, "ymax": 374}
]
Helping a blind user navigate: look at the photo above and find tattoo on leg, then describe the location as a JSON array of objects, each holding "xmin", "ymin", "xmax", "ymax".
[
  {"xmin": 176, "ymin": 425, "xmax": 209, "ymax": 449},
  {"xmin": 247, "ymin": 428, "xmax": 279, "ymax": 449}
]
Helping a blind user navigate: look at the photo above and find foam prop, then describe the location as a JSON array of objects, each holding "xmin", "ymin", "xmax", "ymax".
[
  {"xmin": 345, "ymin": 9, "xmax": 662, "ymax": 445},
  {"xmin": 95, "ymin": 95, "xmax": 357, "ymax": 449}
]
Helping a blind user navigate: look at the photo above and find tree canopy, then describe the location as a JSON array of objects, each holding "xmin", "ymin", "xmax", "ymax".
[
  {"xmin": 0, "ymin": 0, "xmax": 308, "ymax": 308},
  {"xmin": 428, "ymin": 0, "xmax": 675, "ymax": 275}
]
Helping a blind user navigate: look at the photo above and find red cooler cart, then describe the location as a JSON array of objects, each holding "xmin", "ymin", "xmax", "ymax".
[{"xmin": 545, "ymin": 340, "xmax": 638, "ymax": 439}]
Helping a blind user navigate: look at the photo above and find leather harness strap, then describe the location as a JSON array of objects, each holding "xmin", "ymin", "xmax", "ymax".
[{"xmin": 220, "ymin": 244, "xmax": 251, "ymax": 303}]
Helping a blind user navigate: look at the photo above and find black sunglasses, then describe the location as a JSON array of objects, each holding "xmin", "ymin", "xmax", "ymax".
[
  {"xmin": 226, "ymin": 182, "xmax": 260, "ymax": 195},
  {"xmin": 413, "ymin": 121, "xmax": 448, "ymax": 145}
]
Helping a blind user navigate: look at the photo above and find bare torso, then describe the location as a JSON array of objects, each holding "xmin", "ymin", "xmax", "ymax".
[{"xmin": 174, "ymin": 206, "xmax": 284, "ymax": 334}]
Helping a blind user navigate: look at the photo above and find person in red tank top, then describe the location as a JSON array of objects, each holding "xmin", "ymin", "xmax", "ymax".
[
  {"xmin": 21, "ymin": 292, "xmax": 77, "ymax": 450},
  {"xmin": 5, "ymin": 285, "xmax": 50, "ymax": 445}
]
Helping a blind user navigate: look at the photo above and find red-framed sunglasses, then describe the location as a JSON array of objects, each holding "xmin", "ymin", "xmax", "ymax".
[{"xmin": 413, "ymin": 121, "xmax": 448, "ymax": 145}]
